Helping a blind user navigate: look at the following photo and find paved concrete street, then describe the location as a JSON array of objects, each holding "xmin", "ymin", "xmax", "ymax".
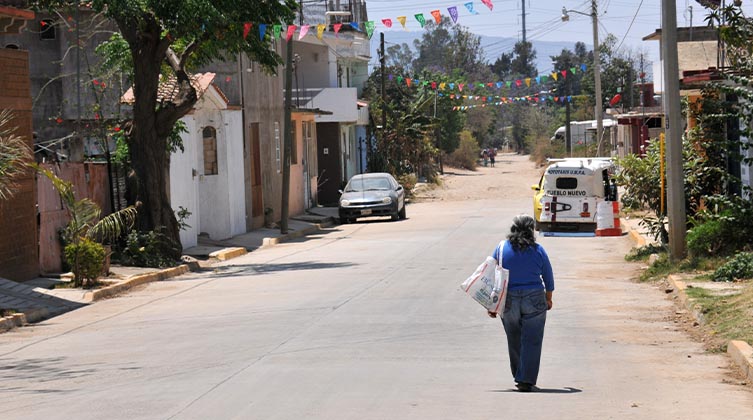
[{"xmin": 1, "ymin": 155, "xmax": 752, "ymax": 419}]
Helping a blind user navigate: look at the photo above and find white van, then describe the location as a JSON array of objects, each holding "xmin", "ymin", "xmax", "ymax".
[{"xmin": 532, "ymin": 158, "xmax": 616, "ymax": 232}]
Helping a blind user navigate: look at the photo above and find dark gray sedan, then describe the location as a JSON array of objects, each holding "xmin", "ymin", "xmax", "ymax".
[{"xmin": 338, "ymin": 173, "xmax": 406, "ymax": 223}]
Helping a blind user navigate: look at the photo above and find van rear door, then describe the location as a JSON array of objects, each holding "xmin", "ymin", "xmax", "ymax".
[{"xmin": 539, "ymin": 172, "xmax": 598, "ymax": 226}]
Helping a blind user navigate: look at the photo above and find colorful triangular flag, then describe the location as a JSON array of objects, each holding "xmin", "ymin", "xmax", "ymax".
[
  {"xmin": 415, "ymin": 13, "xmax": 426, "ymax": 28},
  {"xmin": 448, "ymin": 6, "xmax": 459, "ymax": 23}
]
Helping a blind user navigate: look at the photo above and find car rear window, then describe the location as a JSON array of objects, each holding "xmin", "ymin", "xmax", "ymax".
[{"xmin": 555, "ymin": 177, "xmax": 578, "ymax": 189}]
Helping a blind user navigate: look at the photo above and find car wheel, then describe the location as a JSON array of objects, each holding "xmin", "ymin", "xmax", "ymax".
[
  {"xmin": 391, "ymin": 209, "xmax": 399, "ymax": 221},
  {"xmin": 399, "ymin": 204, "xmax": 406, "ymax": 219}
]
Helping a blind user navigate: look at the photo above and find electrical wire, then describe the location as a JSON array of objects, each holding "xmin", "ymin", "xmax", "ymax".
[{"xmin": 614, "ymin": 0, "xmax": 644, "ymax": 53}]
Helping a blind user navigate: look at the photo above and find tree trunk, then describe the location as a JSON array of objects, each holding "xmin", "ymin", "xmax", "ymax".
[{"xmin": 124, "ymin": 24, "xmax": 185, "ymax": 259}]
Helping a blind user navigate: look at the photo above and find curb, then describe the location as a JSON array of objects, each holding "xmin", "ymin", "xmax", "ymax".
[
  {"xmin": 608, "ymin": 217, "xmax": 753, "ymax": 383},
  {"xmin": 2, "ymin": 218, "xmax": 334, "ymax": 333},
  {"xmin": 0, "ymin": 307, "xmax": 50, "ymax": 333},
  {"xmin": 666, "ymin": 273, "xmax": 753, "ymax": 384},
  {"xmin": 84, "ymin": 264, "xmax": 191, "ymax": 302},
  {"xmin": 261, "ymin": 220, "xmax": 333, "ymax": 248},
  {"xmin": 627, "ymin": 226, "xmax": 647, "ymax": 247},
  {"xmin": 209, "ymin": 247, "xmax": 247, "ymax": 261},
  {"xmin": 728, "ymin": 340, "xmax": 753, "ymax": 384}
]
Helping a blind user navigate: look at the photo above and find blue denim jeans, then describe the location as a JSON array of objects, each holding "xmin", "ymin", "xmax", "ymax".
[{"xmin": 501, "ymin": 289, "xmax": 548, "ymax": 385}]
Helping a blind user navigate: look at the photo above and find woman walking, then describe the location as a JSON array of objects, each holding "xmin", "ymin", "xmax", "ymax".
[{"xmin": 488, "ymin": 214, "xmax": 554, "ymax": 392}]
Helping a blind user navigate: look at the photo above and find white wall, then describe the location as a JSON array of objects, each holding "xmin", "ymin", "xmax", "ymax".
[
  {"xmin": 170, "ymin": 118, "xmax": 200, "ymax": 249},
  {"xmin": 170, "ymin": 89, "xmax": 246, "ymax": 249}
]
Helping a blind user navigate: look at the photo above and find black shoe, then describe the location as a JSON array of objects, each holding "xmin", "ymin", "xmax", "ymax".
[{"xmin": 515, "ymin": 382, "xmax": 536, "ymax": 392}]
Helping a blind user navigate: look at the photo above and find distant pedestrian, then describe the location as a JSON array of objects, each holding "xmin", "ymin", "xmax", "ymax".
[
  {"xmin": 489, "ymin": 148, "xmax": 496, "ymax": 167},
  {"xmin": 482, "ymin": 149, "xmax": 489, "ymax": 167},
  {"xmin": 488, "ymin": 214, "xmax": 554, "ymax": 392}
]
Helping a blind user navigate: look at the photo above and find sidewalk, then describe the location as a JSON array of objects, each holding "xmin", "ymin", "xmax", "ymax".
[
  {"xmin": 621, "ymin": 214, "xmax": 753, "ymax": 387},
  {"xmin": 0, "ymin": 207, "xmax": 338, "ymax": 333}
]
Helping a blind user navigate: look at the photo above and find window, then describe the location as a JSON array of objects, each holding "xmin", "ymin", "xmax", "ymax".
[
  {"xmin": 555, "ymin": 177, "xmax": 578, "ymax": 189},
  {"xmin": 40, "ymin": 19, "xmax": 55, "ymax": 40},
  {"xmin": 274, "ymin": 122, "xmax": 281, "ymax": 173},
  {"xmin": 291, "ymin": 121, "xmax": 298, "ymax": 164},
  {"xmin": 203, "ymin": 127, "xmax": 218, "ymax": 175}
]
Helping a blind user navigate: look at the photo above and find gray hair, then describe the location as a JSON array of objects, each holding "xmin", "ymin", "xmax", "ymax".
[{"xmin": 507, "ymin": 214, "xmax": 536, "ymax": 251}]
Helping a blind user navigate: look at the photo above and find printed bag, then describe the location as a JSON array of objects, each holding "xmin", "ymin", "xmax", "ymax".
[{"xmin": 460, "ymin": 242, "xmax": 509, "ymax": 315}]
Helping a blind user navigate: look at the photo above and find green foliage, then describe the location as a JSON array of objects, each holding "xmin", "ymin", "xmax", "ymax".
[
  {"xmin": 688, "ymin": 218, "xmax": 730, "ymax": 258},
  {"xmin": 625, "ymin": 244, "xmax": 668, "ymax": 262},
  {"xmin": 688, "ymin": 194, "xmax": 753, "ymax": 258},
  {"xmin": 712, "ymin": 252, "xmax": 753, "ymax": 282},
  {"xmin": 396, "ymin": 173, "xmax": 417, "ymax": 199},
  {"xmin": 615, "ymin": 139, "xmax": 664, "ymax": 212},
  {"xmin": 364, "ymin": 67, "xmax": 441, "ymax": 176},
  {"xmin": 0, "ymin": 110, "xmax": 32, "ymax": 201},
  {"xmin": 176, "ymin": 206, "xmax": 192, "ymax": 231},
  {"xmin": 64, "ymin": 238, "xmax": 106, "ymax": 288},
  {"xmin": 530, "ymin": 138, "xmax": 566, "ymax": 167},
  {"xmin": 445, "ymin": 130, "xmax": 478, "ymax": 170},
  {"xmin": 36, "ymin": 166, "xmax": 138, "ymax": 245},
  {"xmin": 639, "ymin": 215, "xmax": 670, "ymax": 245},
  {"xmin": 412, "ymin": 17, "xmax": 487, "ymax": 78},
  {"xmin": 115, "ymin": 229, "xmax": 181, "ymax": 268}
]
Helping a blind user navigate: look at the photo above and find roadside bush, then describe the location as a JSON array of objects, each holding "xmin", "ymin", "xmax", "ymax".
[
  {"xmin": 445, "ymin": 131, "xmax": 478, "ymax": 170},
  {"xmin": 114, "ymin": 229, "xmax": 181, "ymax": 268},
  {"xmin": 64, "ymin": 238, "xmax": 106, "ymax": 288},
  {"xmin": 530, "ymin": 138, "xmax": 565, "ymax": 167},
  {"xmin": 687, "ymin": 219, "xmax": 730, "ymax": 258},
  {"xmin": 712, "ymin": 252, "xmax": 753, "ymax": 282},
  {"xmin": 689, "ymin": 194, "xmax": 753, "ymax": 258},
  {"xmin": 397, "ymin": 173, "xmax": 417, "ymax": 199}
]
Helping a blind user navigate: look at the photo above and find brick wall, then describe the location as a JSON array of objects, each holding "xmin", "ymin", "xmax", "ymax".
[{"xmin": 0, "ymin": 48, "xmax": 38, "ymax": 281}]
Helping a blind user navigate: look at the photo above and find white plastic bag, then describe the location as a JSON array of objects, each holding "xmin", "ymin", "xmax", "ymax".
[{"xmin": 461, "ymin": 254, "xmax": 509, "ymax": 314}]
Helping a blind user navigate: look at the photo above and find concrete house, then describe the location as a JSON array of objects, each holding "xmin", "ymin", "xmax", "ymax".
[
  {"xmin": 123, "ymin": 73, "xmax": 245, "ymax": 249},
  {"xmin": 297, "ymin": 0, "xmax": 371, "ymax": 205},
  {"xmin": 0, "ymin": 0, "xmax": 37, "ymax": 281}
]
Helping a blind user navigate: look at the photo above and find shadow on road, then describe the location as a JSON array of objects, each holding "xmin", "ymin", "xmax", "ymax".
[
  {"xmin": 197, "ymin": 261, "xmax": 359, "ymax": 279},
  {"xmin": 490, "ymin": 386, "xmax": 582, "ymax": 394}
]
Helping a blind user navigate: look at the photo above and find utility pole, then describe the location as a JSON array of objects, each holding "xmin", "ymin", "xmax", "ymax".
[
  {"xmin": 661, "ymin": 0, "xmax": 687, "ymax": 260},
  {"xmin": 521, "ymin": 0, "xmax": 526, "ymax": 42},
  {"xmin": 565, "ymin": 77, "xmax": 572, "ymax": 156},
  {"xmin": 380, "ymin": 32, "xmax": 387, "ymax": 166},
  {"xmin": 280, "ymin": 34, "xmax": 294, "ymax": 234},
  {"xmin": 592, "ymin": 0, "xmax": 604, "ymax": 157}
]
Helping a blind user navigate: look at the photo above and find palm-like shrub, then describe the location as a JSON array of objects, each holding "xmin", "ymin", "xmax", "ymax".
[
  {"xmin": 36, "ymin": 166, "xmax": 137, "ymax": 287},
  {"xmin": 0, "ymin": 110, "xmax": 32, "ymax": 200}
]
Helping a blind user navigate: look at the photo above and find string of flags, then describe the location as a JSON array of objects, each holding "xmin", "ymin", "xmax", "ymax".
[
  {"xmin": 386, "ymin": 63, "xmax": 589, "ymax": 92},
  {"xmin": 238, "ymin": 1, "xmax": 501, "ymax": 41},
  {"xmin": 451, "ymin": 95, "xmax": 582, "ymax": 112}
]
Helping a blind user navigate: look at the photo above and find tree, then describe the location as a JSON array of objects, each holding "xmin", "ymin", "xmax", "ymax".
[
  {"xmin": 34, "ymin": 0, "xmax": 297, "ymax": 256},
  {"xmin": 412, "ymin": 17, "xmax": 486, "ymax": 79},
  {"xmin": 386, "ymin": 43, "xmax": 414, "ymax": 70}
]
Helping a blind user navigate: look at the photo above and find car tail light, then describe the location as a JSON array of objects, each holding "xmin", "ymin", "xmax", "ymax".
[
  {"xmin": 544, "ymin": 202, "xmax": 550, "ymax": 212},
  {"xmin": 583, "ymin": 203, "xmax": 588, "ymax": 213}
]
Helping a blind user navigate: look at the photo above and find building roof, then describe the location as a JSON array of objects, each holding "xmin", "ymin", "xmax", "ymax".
[
  {"xmin": 643, "ymin": 26, "xmax": 719, "ymax": 43},
  {"xmin": 0, "ymin": 0, "xmax": 34, "ymax": 34},
  {"xmin": 122, "ymin": 72, "xmax": 227, "ymax": 106}
]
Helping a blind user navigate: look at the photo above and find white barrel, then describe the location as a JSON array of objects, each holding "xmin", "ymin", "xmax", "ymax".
[{"xmin": 596, "ymin": 201, "xmax": 615, "ymax": 230}]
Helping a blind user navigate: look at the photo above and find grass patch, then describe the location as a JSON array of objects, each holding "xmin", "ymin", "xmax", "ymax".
[
  {"xmin": 626, "ymin": 244, "xmax": 667, "ymax": 262},
  {"xmin": 685, "ymin": 283, "xmax": 753, "ymax": 347}
]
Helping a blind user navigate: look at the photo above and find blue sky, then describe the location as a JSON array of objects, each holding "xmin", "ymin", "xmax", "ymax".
[{"xmin": 364, "ymin": 0, "xmax": 750, "ymax": 72}]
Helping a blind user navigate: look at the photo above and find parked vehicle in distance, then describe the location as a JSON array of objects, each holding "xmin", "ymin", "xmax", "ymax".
[
  {"xmin": 532, "ymin": 157, "xmax": 616, "ymax": 232},
  {"xmin": 338, "ymin": 173, "xmax": 406, "ymax": 223}
]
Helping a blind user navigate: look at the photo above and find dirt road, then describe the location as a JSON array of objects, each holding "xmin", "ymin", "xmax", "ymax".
[{"xmin": 415, "ymin": 153, "xmax": 543, "ymax": 203}]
